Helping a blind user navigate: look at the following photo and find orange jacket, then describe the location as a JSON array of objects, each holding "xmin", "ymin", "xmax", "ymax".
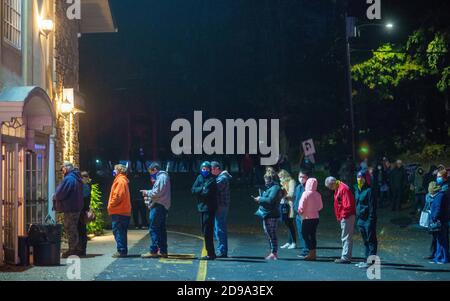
[{"xmin": 107, "ymin": 174, "xmax": 131, "ymax": 216}]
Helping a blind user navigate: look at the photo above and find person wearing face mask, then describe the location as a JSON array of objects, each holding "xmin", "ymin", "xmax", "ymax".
[
  {"xmin": 254, "ymin": 172, "xmax": 282, "ymax": 260},
  {"xmin": 293, "ymin": 170, "xmax": 311, "ymax": 257},
  {"xmin": 107, "ymin": 164, "xmax": 132, "ymax": 258},
  {"xmin": 53, "ymin": 162, "xmax": 84, "ymax": 258},
  {"xmin": 140, "ymin": 163, "xmax": 172, "ymax": 259},
  {"xmin": 354, "ymin": 172, "xmax": 378, "ymax": 268},
  {"xmin": 429, "ymin": 169, "xmax": 449, "ymax": 264},
  {"xmin": 192, "ymin": 161, "xmax": 218, "ymax": 260},
  {"xmin": 278, "ymin": 169, "xmax": 297, "ymax": 250}
]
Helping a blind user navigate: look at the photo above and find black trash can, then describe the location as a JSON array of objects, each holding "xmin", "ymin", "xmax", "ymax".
[
  {"xmin": 33, "ymin": 243, "xmax": 61, "ymax": 266},
  {"xmin": 28, "ymin": 223, "xmax": 62, "ymax": 266},
  {"xmin": 18, "ymin": 236, "xmax": 30, "ymax": 266}
]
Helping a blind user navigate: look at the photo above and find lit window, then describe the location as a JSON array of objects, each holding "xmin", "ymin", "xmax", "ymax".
[{"xmin": 3, "ymin": 0, "xmax": 22, "ymax": 50}]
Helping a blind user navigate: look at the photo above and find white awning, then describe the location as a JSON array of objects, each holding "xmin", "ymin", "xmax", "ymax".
[
  {"xmin": 81, "ymin": 0, "xmax": 117, "ymax": 33},
  {"xmin": 0, "ymin": 86, "xmax": 55, "ymax": 134}
]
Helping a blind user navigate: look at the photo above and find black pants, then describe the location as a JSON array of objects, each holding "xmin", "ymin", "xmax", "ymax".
[
  {"xmin": 283, "ymin": 218, "xmax": 297, "ymax": 244},
  {"xmin": 302, "ymin": 219, "xmax": 319, "ymax": 250},
  {"xmin": 358, "ymin": 221, "xmax": 378, "ymax": 259},
  {"xmin": 132, "ymin": 198, "xmax": 148, "ymax": 228},
  {"xmin": 77, "ymin": 212, "xmax": 88, "ymax": 254},
  {"xmin": 201, "ymin": 211, "xmax": 216, "ymax": 257}
]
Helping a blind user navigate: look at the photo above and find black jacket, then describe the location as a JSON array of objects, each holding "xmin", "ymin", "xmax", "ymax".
[
  {"xmin": 354, "ymin": 184, "xmax": 377, "ymax": 225},
  {"xmin": 191, "ymin": 174, "xmax": 218, "ymax": 212}
]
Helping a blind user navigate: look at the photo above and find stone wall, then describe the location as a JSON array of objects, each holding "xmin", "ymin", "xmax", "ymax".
[{"xmin": 54, "ymin": 0, "xmax": 81, "ymax": 180}]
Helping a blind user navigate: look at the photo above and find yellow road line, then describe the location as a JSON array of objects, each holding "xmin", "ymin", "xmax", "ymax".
[
  {"xmin": 196, "ymin": 244, "xmax": 208, "ymax": 281},
  {"xmin": 167, "ymin": 231, "xmax": 208, "ymax": 282}
]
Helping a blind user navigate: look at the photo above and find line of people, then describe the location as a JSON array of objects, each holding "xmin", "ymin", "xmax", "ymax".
[
  {"xmin": 252, "ymin": 167, "xmax": 377, "ymax": 267},
  {"xmin": 53, "ymin": 159, "xmax": 448, "ymax": 266}
]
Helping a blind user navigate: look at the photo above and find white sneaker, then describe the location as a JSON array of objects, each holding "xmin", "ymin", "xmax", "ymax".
[
  {"xmin": 280, "ymin": 243, "xmax": 290, "ymax": 249},
  {"xmin": 355, "ymin": 262, "xmax": 363, "ymax": 267},
  {"xmin": 358, "ymin": 263, "xmax": 370, "ymax": 269},
  {"xmin": 288, "ymin": 243, "xmax": 296, "ymax": 249}
]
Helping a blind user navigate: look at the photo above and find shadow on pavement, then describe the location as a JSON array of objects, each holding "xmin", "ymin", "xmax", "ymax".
[{"xmin": 384, "ymin": 267, "xmax": 450, "ymax": 273}]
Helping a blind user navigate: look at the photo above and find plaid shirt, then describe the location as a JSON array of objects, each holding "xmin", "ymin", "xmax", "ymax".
[{"xmin": 216, "ymin": 171, "xmax": 232, "ymax": 208}]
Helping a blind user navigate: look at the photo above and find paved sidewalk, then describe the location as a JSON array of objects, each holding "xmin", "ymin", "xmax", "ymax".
[{"xmin": 0, "ymin": 230, "xmax": 148, "ymax": 281}]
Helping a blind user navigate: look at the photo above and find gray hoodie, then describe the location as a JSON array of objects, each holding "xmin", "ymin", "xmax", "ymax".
[{"xmin": 145, "ymin": 171, "xmax": 171, "ymax": 210}]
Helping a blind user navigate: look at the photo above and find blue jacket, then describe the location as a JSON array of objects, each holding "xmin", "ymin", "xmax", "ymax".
[
  {"xmin": 255, "ymin": 182, "xmax": 281, "ymax": 219},
  {"xmin": 293, "ymin": 183, "xmax": 305, "ymax": 215},
  {"xmin": 431, "ymin": 190, "xmax": 449, "ymax": 223},
  {"xmin": 54, "ymin": 170, "xmax": 84, "ymax": 213}
]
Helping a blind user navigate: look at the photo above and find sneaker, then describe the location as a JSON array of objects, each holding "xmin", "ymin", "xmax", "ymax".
[
  {"xmin": 200, "ymin": 255, "xmax": 216, "ymax": 261},
  {"xmin": 355, "ymin": 262, "xmax": 363, "ymax": 267},
  {"xmin": 280, "ymin": 243, "xmax": 290, "ymax": 249},
  {"xmin": 141, "ymin": 252, "xmax": 160, "ymax": 259},
  {"xmin": 216, "ymin": 253, "xmax": 228, "ymax": 258},
  {"xmin": 358, "ymin": 262, "xmax": 370, "ymax": 269},
  {"xmin": 112, "ymin": 252, "xmax": 127, "ymax": 258},
  {"xmin": 265, "ymin": 253, "xmax": 278, "ymax": 260},
  {"xmin": 159, "ymin": 253, "xmax": 169, "ymax": 259},
  {"xmin": 288, "ymin": 243, "xmax": 297, "ymax": 250},
  {"xmin": 334, "ymin": 259, "xmax": 352, "ymax": 264}
]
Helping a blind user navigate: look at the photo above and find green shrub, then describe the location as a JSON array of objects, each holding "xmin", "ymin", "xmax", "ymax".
[{"xmin": 87, "ymin": 183, "xmax": 105, "ymax": 236}]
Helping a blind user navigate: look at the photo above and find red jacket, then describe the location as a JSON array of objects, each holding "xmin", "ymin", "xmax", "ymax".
[{"xmin": 334, "ymin": 182, "xmax": 356, "ymax": 221}]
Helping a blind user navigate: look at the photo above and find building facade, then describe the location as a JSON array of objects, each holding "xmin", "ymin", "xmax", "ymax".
[{"xmin": 0, "ymin": 0, "xmax": 115, "ymax": 265}]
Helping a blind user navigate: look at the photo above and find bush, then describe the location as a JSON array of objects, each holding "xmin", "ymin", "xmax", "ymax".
[{"xmin": 87, "ymin": 183, "xmax": 105, "ymax": 236}]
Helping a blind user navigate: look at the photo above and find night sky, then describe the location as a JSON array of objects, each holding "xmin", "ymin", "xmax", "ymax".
[{"xmin": 78, "ymin": 0, "xmax": 450, "ymax": 166}]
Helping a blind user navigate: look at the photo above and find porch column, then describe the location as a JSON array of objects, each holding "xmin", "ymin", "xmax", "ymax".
[{"xmin": 47, "ymin": 131, "xmax": 56, "ymax": 220}]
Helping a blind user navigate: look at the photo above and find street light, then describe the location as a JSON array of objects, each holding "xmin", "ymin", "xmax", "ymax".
[{"xmin": 345, "ymin": 16, "xmax": 395, "ymax": 162}]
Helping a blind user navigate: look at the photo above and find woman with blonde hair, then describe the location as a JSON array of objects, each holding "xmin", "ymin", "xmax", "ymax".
[{"xmin": 278, "ymin": 169, "xmax": 297, "ymax": 249}]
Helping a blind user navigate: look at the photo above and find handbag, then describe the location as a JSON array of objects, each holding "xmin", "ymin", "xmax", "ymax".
[
  {"xmin": 82, "ymin": 209, "xmax": 96, "ymax": 224},
  {"xmin": 419, "ymin": 202, "xmax": 431, "ymax": 228}
]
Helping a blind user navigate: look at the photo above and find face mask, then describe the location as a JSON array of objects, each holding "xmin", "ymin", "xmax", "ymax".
[
  {"xmin": 437, "ymin": 177, "xmax": 444, "ymax": 185},
  {"xmin": 357, "ymin": 178, "xmax": 365, "ymax": 190},
  {"xmin": 113, "ymin": 170, "xmax": 117, "ymax": 177},
  {"xmin": 151, "ymin": 173, "xmax": 158, "ymax": 180},
  {"xmin": 201, "ymin": 170, "xmax": 210, "ymax": 178}
]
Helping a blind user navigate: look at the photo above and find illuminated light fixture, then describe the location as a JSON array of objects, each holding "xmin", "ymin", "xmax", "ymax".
[
  {"xmin": 38, "ymin": 17, "xmax": 54, "ymax": 37},
  {"xmin": 386, "ymin": 23, "xmax": 394, "ymax": 29},
  {"xmin": 61, "ymin": 98, "xmax": 72, "ymax": 114}
]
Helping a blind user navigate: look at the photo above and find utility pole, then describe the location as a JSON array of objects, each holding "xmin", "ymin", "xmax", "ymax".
[{"xmin": 345, "ymin": 14, "xmax": 356, "ymax": 162}]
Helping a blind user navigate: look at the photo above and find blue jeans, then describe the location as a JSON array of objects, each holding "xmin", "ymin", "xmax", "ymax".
[
  {"xmin": 111, "ymin": 215, "xmax": 130, "ymax": 255},
  {"xmin": 295, "ymin": 214, "xmax": 308, "ymax": 253},
  {"xmin": 214, "ymin": 206, "xmax": 229, "ymax": 256},
  {"xmin": 149, "ymin": 204, "xmax": 168, "ymax": 254}
]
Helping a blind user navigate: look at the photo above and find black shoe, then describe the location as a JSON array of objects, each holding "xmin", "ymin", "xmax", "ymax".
[
  {"xmin": 61, "ymin": 250, "xmax": 79, "ymax": 258},
  {"xmin": 200, "ymin": 256, "xmax": 216, "ymax": 261},
  {"xmin": 216, "ymin": 254, "xmax": 228, "ymax": 258}
]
